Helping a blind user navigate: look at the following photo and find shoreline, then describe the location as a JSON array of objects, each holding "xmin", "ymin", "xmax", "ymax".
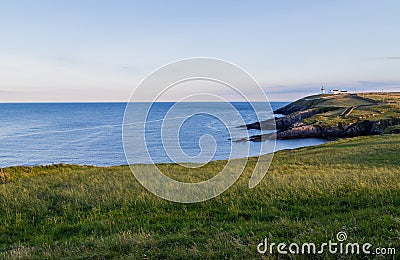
[
  {"xmin": 244, "ymin": 92, "xmax": 400, "ymax": 141},
  {"xmin": 0, "ymin": 137, "xmax": 328, "ymax": 169}
]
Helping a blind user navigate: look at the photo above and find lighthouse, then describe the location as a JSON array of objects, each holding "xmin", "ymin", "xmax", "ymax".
[{"xmin": 321, "ymin": 86, "xmax": 325, "ymax": 94}]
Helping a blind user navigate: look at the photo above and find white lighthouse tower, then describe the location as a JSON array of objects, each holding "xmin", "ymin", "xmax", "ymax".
[{"xmin": 321, "ymin": 86, "xmax": 325, "ymax": 94}]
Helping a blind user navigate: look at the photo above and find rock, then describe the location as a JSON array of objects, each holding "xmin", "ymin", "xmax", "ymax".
[
  {"xmin": 248, "ymin": 118, "xmax": 400, "ymax": 141},
  {"xmin": 244, "ymin": 107, "xmax": 336, "ymax": 131}
]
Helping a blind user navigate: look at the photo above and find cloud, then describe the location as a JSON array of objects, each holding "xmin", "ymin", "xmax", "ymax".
[
  {"xmin": 357, "ymin": 80, "xmax": 400, "ymax": 88},
  {"xmin": 0, "ymin": 90, "xmax": 17, "ymax": 94},
  {"xmin": 0, "ymin": 64, "xmax": 20, "ymax": 71},
  {"xmin": 263, "ymin": 85, "xmax": 320, "ymax": 94},
  {"xmin": 260, "ymin": 80, "xmax": 400, "ymax": 101},
  {"xmin": 374, "ymin": 56, "xmax": 400, "ymax": 61},
  {"xmin": 349, "ymin": 80, "xmax": 400, "ymax": 94},
  {"xmin": 385, "ymin": 57, "xmax": 400, "ymax": 60}
]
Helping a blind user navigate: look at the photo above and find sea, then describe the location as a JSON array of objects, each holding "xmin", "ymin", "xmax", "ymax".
[{"xmin": 0, "ymin": 102, "xmax": 327, "ymax": 167}]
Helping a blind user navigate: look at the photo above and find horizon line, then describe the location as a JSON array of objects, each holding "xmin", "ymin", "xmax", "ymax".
[{"xmin": 0, "ymin": 100, "xmax": 291, "ymax": 104}]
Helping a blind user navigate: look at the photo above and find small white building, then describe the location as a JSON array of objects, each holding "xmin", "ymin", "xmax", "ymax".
[{"xmin": 329, "ymin": 89, "xmax": 348, "ymax": 95}]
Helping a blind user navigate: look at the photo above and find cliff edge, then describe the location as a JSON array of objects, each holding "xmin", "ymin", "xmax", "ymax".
[{"xmin": 243, "ymin": 92, "xmax": 400, "ymax": 141}]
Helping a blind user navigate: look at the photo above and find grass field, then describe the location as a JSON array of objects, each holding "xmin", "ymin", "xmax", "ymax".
[
  {"xmin": 1, "ymin": 135, "xmax": 400, "ymax": 259},
  {"xmin": 280, "ymin": 92, "xmax": 400, "ymax": 127}
]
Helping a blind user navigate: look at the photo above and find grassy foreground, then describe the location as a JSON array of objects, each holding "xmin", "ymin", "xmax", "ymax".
[{"xmin": 1, "ymin": 135, "xmax": 400, "ymax": 259}]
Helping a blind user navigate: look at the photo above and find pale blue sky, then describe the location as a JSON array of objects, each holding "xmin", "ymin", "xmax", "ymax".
[{"xmin": 0, "ymin": 0, "xmax": 399, "ymax": 101}]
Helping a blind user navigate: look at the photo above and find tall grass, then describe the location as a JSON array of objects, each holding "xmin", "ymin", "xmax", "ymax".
[{"xmin": 1, "ymin": 135, "xmax": 400, "ymax": 259}]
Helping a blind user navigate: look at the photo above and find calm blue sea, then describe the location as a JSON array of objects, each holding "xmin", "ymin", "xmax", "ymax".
[{"xmin": 0, "ymin": 102, "xmax": 326, "ymax": 167}]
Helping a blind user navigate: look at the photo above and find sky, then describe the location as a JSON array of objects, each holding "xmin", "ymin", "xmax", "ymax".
[{"xmin": 0, "ymin": 0, "xmax": 399, "ymax": 102}]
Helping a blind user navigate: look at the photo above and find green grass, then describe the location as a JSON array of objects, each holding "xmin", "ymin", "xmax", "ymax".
[
  {"xmin": 384, "ymin": 125, "xmax": 400, "ymax": 134},
  {"xmin": 313, "ymin": 94, "xmax": 375, "ymax": 108},
  {"xmin": 1, "ymin": 135, "xmax": 400, "ymax": 259},
  {"xmin": 299, "ymin": 93, "xmax": 400, "ymax": 127}
]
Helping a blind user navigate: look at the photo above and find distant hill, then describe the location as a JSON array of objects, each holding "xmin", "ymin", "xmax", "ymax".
[
  {"xmin": 274, "ymin": 93, "xmax": 378, "ymax": 115},
  {"xmin": 244, "ymin": 92, "xmax": 400, "ymax": 141}
]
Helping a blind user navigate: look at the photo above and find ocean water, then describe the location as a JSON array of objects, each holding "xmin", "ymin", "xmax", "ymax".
[{"xmin": 0, "ymin": 102, "xmax": 327, "ymax": 167}]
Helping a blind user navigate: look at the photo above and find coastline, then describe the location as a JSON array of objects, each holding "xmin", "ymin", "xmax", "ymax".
[
  {"xmin": 1, "ymin": 101, "xmax": 321, "ymax": 168},
  {"xmin": 244, "ymin": 92, "xmax": 400, "ymax": 141},
  {"xmin": 0, "ymin": 137, "xmax": 327, "ymax": 169}
]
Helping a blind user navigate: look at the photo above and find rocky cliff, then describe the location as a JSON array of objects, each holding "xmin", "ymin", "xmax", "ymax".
[
  {"xmin": 242, "ymin": 93, "xmax": 400, "ymax": 142},
  {"xmin": 249, "ymin": 118, "xmax": 400, "ymax": 142}
]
